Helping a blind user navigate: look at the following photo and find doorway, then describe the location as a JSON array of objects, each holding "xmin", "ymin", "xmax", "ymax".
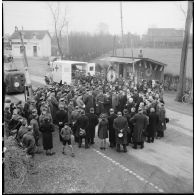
[
  {"xmin": 33, "ymin": 46, "xmax": 37, "ymax": 57},
  {"xmin": 119, "ymin": 63, "xmax": 124, "ymax": 77}
]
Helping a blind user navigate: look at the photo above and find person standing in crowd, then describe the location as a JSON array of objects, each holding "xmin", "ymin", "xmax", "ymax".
[
  {"xmin": 147, "ymin": 107, "xmax": 159, "ymax": 143},
  {"xmin": 84, "ymin": 90, "xmax": 95, "ymax": 114},
  {"xmin": 70, "ymin": 106, "xmax": 81, "ymax": 143},
  {"xmin": 113, "ymin": 111, "xmax": 128, "ymax": 152},
  {"xmin": 112, "ymin": 91, "xmax": 119, "ymax": 112},
  {"xmin": 39, "ymin": 107, "xmax": 52, "ymax": 127},
  {"xmin": 98, "ymin": 113, "xmax": 109, "ymax": 150},
  {"xmin": 60, "ymin": 123, "xmax": 75, "ymax": 157},
  {"xmin": 67, "ymin": 100, "xmax": 74, "ymax": 125},
  {"xmin": 76, "ymin": 110, "xmax": 89, "ymax": 148},
  {"xmin": 86, "ymin": 107, "xmax": 99, "ymax": 145},
  {"xmin": 22, "ymin": 125, "xmax": 36, "ymax": 158},
  {"xmin": 76, "ymin": 91, "xmax": 85, "ymax": 110},
  {"xmin": 30, "ymin": 109, "xmax": 40, "ymax": 147},
  {"xmin": 103, "ymin": 91, "xmax": 112, "ymax": 114},
  {"xmin": 4, "ymin": 105, "xmax": 12, "ymax": 138},
  {"xmin": 96, "ymin": 89, "xmax": 104, "ymax": 116},
  {"xmin": 122, "ymin": 109, "xmax": 131, "ymax": 145},
  {"xmin": 39, "ymin": 117, "xmax": 55, "ymax": 156},
  {"xmin": 108, "ymin": 108, "xmax": 117, "ymax": 148},
  {"xmin": 130, "ymin": 108, "xmax": 148, "ymax": 149},
  {"xmin": 157, "ymin": 103, "xmax": 166, "ymax": 138},
  {"xmin": 55, "ymin": 104, "xmax": 68, "ymax": 142}
]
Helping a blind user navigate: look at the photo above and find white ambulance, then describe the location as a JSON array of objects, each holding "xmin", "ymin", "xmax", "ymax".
[{"xmin": 51, "ymin": 60, "xmax": 95, "ymax": 84}]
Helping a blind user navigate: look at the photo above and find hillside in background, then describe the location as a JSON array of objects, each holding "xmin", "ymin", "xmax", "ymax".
[{"xmin": 108, "ymin": 48, "xmax": 192, "ymax": 78}]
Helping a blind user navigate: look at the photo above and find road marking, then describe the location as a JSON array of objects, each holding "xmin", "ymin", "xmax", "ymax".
[{"xmin": 93, "ymin": 148, "xmax": 164, "ymax": 193}]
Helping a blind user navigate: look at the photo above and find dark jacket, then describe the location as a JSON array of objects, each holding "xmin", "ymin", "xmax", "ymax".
[
  {"xmin": 76, "ymin": 115, "xmax": 89, "ymax": 137},
  {"xmin": 86, "ymin": 113, "xmax": 99, "ymax": 139},
  {"xmin": 113, "ymin": 116, "xmax": 128, "ymax": 144},
  {"xmin": 148, "ymin": 112, "xmax": 159, "ymax": 137},
  {"xmin": 130, "ymin": 113, "xmax": 148, "ymax": 143},
  {"xmin": 108, "ymin": 113, "xmax": 117, "ymax": 143}
]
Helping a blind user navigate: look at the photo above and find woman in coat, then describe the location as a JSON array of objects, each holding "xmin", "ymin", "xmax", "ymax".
[
  {"xmin": 39, "ymin": 117, "xmax": 55, "ymax": 155},
  {"xmin": 98, "ymin": 113, "xmax": 108, "ymax": 150}
]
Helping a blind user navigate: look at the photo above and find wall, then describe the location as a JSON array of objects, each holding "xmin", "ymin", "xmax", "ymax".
[{"xmin": 40, "ymin": 34, "xmax": 51, "ymax": 57}]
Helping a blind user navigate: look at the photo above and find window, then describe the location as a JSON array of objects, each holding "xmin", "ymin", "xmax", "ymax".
[
  {"xmin": 20, "ymin": 46, "xmax": 25, "ymax": 54},
  {"xmin": 89, "ymin": 66, "xmax": 94, "ymax": 71}
]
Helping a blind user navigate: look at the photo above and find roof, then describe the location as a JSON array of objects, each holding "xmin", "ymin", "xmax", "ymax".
[
  {"xmin": 10, "ymin": 30, "xmax": 51, "ymax": 40},
  {"xmin": 54, "ymin": 60, "xmax": 88, "ymax": 65},
  {"xmin": 98, "ymin": 56, "xmax": 141, "ymax": 64},
  {"xmin": 98, "ymin": 56, "xmax": 167, "ymax": 67}
]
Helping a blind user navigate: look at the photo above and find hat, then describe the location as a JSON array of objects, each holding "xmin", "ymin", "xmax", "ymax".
[
  {"xmin": 59, "ymin": 98, "xmax": 65, "ymax": 101},
  {"xmin": 138, "ymin": 107, "xmax": 143, "ymax": 112}
]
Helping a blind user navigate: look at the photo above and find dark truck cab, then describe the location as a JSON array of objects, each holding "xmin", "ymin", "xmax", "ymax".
[{"xmin": 4, "ymin": 69, "xmax": 25, "ymax": 94}]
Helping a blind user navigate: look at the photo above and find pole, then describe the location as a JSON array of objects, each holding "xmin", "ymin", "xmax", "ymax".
[
  {"xmin": 15, "ymin": 26, "xmax": 33, "ymax": 99},
  {"xmin": 176, "ymin": 1, "xmax": 193, "ymax": 102},
  {"xmin": 120, "ymin": 1, "xmax": 124, "ymax": 57},
  {"xmin": 66, "ymin": 21, "xmax": 69, "ymax": 58}
]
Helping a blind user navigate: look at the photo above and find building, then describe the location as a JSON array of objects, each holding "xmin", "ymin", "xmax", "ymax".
[
  {"xmin": 142, "ymin": 28, "xmax": 184, "ymax": 48},
  {"xmin": 98, "ymin": 56, "xmax": 167, "ymax": 82},
  {"xmin": 10, "ymin": 28, "xmax": 51, "ymax": 57}
]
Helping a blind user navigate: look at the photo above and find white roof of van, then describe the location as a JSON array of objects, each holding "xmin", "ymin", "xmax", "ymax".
[{"xmin": 54, "ymin": 60, "xmax": 87, "ymax": 64}]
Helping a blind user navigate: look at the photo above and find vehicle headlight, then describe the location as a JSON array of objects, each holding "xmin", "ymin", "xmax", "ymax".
[{"xmin": 14, "ymin": 82, "xmax": 20, "ymax": 87}]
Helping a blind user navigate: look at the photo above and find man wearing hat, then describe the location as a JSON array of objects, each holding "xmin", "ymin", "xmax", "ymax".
[
  {"xmin": 86, "ymin": 107, "xmax": 99, "ymax": 145},
  {"xmin": 113, "ymin": 111, "xmax": 129, "ymax": 152},
  {"xmin": 130, "ymin": 108, "xmax": 148, "ymax": 149},
  {"xmin": 84, "ymin": 90, "xmax": 95, "ymax": 114}
]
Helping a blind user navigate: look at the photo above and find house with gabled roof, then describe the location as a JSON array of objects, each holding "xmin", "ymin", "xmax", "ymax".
[{"xmin": 10, "ymin": 27, "xmax": 51, "ymax": 57}]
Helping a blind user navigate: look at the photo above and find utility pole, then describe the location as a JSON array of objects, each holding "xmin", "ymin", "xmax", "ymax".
[
  {"xmin": 15, "ymin": 26, "xmax": 33, "ymax": 100},
  {"xmin": 66, "ymin": 21, "xmax": 69, "ymax": 58},
  {"xmin": 120, "ymin": 1, "xmax": 124, "ymax": 57},
  {"xmin": 112, "ymin": 35, "xmax": 116, "ymax": 56},
  {"xmin": 176, "ymin": 1, "xmax": 193, "ymax": 102}
]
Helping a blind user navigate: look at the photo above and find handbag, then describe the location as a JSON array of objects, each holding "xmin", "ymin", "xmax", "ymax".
[
  {"xmin": 79, "ymin": 128, "xmax": 86, "ymax": 137},
  {"xmin": 118, "ymin": 129, "xmax": 124, "ymax": 138}
]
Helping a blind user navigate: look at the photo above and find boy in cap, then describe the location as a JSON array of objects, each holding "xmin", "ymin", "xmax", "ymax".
[{"xmin": 60, "ymin": 123, "xmax": 75, "ymax": 157}]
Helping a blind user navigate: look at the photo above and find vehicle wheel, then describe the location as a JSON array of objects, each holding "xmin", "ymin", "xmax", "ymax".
[{"xmin": 182, "ymin": 94, "xmax": 189, "ymax": 103}]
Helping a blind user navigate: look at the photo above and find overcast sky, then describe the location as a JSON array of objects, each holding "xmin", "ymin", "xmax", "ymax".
[{"xmin": 3, "ymin": 1, "xmax": 188, "ymax": 36}]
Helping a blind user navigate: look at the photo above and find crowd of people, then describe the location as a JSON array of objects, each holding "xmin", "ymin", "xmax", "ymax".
[{"xmin": 4, "ymin": 73, "xmax": 168, "ymax": 158}]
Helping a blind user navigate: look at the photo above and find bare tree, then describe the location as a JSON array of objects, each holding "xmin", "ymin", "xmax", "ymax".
[
  {"xmin": 176, "ymin": 1, "xmax": 193, "ymax": 102},
  {"xmin": 48, "ymin": 2, "xmax": 68, "ymax": 59}
]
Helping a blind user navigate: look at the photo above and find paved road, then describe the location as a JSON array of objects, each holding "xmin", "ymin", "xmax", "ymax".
[{"xmin": 5, "ymin": 74, "xmax": 193, "ymax": 193}]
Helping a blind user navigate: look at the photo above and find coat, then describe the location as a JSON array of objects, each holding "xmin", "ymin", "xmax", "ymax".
[
  {"xmin": 84, "ymin": 95, "xmax": 95, "ymax": 114},
  {"xmin": 22, "ymin": 132, "xmax": 36, "ymax": 155},
  {"xmin": 98, "ymin": 118, "xmax": 108, "ymax": 139},
  {"xmin": 158, "ymin": 108, "xmax": 166, "ymax": 132},
  {"xmin": 148, "ymin": 112, "xmax": 159, "ymax": 137},
  {"xmin": 112, "ymin": 94, "xmax": 119, "ymax": 111},
  {"xmin": 30, "ymin": 118, "xmax": 40, "ymax": 140},
  {"xmin": 86, "ymin": 113, "xmax": 99, "ymax": 139},
  {"xmin": 76, "ymin": 115, "xmax": 89, "ymax": 137},
  {"xmin": 108, "ymin": 113, "xmax": 117, "ymax": 143},
  {"xmin": 103, "ymin": 95, "xmax": 112, "ymax": 114},
  {"xmin": 76, "ymin": 96, "xmax": 85, "ymax": 109},
  {"xmin": 113, "ymin": 116, "xmax": 128, "ymax": 144},
  {"xmin": 40, "ymin": 122, "xmax": 54, "ymax": 150},
  {"xmin": 55, "ymin": 110, "xmax": 68, "ymax": 127},
  {"xmin": 130, "ymin": 113, "xmax": 148, "ymax": 143}
]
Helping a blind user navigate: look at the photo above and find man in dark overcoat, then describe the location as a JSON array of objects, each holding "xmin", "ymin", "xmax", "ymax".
[
  {"xmin": 84, "ymin": 90, "xmax": 95, "ymax": 114},
  {"xmin": 108, "ymin": 108, "xmax": 117, "ymax": 148},
  {"xmin": 86, "ymin": 107, "xmax": 99, "ymax": 145},
  {"xmin": 147, "ymin": 107, "xmax": 159, "ymax": 143},
  {"xmin": 113, "ymin": 111, "xmax": 129, "ymax": 152},
  {"xmin": 130, "ymin": 108, "xmax": 148, "ymax": 149},
  {"xmin": 76, "ymin": 110, "xmax": 89, "ymax": 148}
]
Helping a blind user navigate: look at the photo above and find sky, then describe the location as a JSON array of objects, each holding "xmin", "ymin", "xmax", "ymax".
[{"xmin": 3, "ymin": 1, "xmax": 188, "ymax": 36}]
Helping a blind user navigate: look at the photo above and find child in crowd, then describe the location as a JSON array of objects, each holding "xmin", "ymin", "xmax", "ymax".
[{"xmin": 60, "ymin": 123, "xmax": 75, "ymax": 157}]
